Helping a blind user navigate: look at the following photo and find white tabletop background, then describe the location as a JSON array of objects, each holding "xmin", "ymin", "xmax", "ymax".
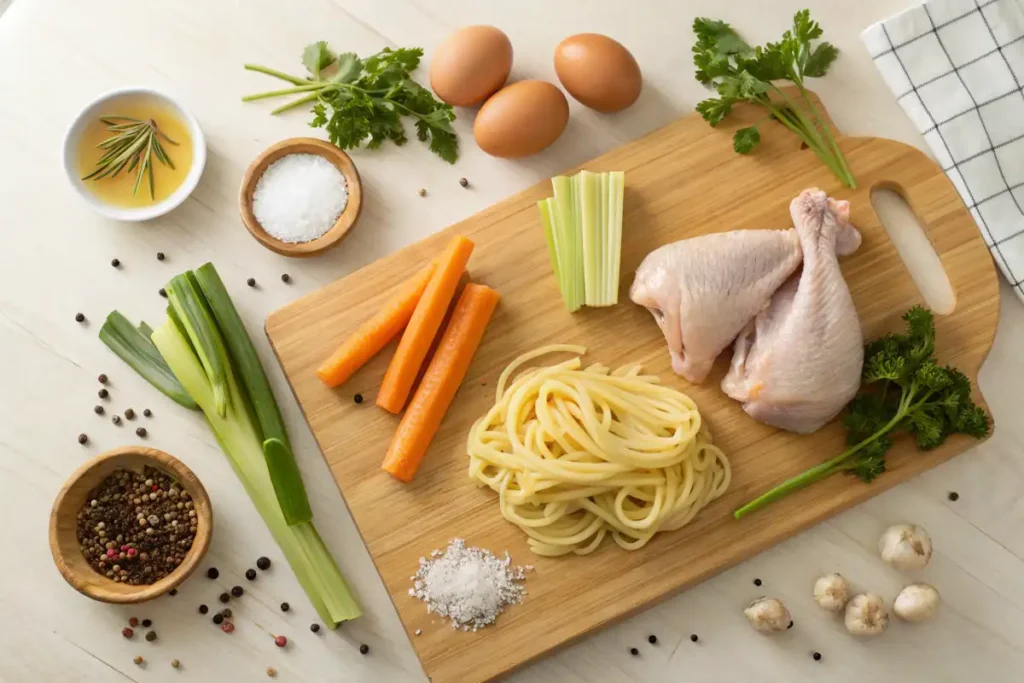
[{"xmin": 3, "ymin": 0, "xmax": 1024, "ymax": 681}]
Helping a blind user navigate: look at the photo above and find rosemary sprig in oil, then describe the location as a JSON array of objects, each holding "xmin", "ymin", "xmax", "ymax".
[{"xmin": 82, "ymin": 117, "xmax": 178, "ymax": 199}]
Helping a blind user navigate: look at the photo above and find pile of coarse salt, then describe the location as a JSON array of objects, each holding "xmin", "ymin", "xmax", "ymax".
[
  {"xmin": 410, "ymin": 538, "xmax": 531, "ymax": 632},
  {"xmin": 252, "ymin": 153, "xmax": 348, "ymax": 243}
]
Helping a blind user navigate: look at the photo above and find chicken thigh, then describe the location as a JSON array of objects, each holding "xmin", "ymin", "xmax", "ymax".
[
  {"xmin": 721, "ymin": 189, "xmax": 863, "ymax": 433},
  {"xmin": 630, "ymin": 214, "xmax": 860, "ymax": 383}
]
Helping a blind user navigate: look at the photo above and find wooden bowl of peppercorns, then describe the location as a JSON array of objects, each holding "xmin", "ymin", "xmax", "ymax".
[{"xmin": 48, "ymin": 446, "xmax": 213, "ymax": 604}]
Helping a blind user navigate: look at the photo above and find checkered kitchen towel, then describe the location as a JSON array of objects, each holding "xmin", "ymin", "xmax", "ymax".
[{"xmin": 862, "ymin": 0, "xmax": 1024, "ymax": 301}]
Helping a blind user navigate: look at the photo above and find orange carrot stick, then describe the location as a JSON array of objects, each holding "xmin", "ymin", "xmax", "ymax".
[
  {"xmin": 382, "ymin": 283, "xmax": 500, "ymax": 482},
  {"xmin": 377, "ymin": 235, "xmax": 475, "ymax": 413},
  {"xmin": 316, "ymin": 261, "xmax": 436, "ymax": 388}
]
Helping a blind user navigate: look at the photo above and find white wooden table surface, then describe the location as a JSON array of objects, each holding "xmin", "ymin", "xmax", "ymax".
[{"xmin": 3, "ymin": 0, "xmax": 1024, "ymax": 681}]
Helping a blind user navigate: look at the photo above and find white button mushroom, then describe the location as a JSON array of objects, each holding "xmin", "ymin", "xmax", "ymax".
[
  {"xmin": 813, "ymin": 573, "xmax": 852, "ymax": 613},
  {"xmin": 744, "ymin": 597, "xmax": 792, "ymax": 634},
  {"xmin": 894, "ymin": 584, "xmax": 940, "ymax": 622},
  {"xmin": 879, "ymin": 524, "xmax": 932, "ymax": 570},
  {"xmin": 845, "ymin": 593, "xmax": 889, "ymax": 636}
]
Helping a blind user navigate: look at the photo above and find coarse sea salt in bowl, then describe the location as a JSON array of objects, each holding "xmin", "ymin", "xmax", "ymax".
[{"xmin": 239, "ymin": 138, "xmax": 363, "ymax": 257}]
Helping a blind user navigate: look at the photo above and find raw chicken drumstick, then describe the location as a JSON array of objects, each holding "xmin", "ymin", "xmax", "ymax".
[
  {"xmin": 629, "ymin": 206, "xmax": 860, "ymax": 384},
  {"xmin": 721, "ymin": 189, "xmax": 864, "ymax": 433}
]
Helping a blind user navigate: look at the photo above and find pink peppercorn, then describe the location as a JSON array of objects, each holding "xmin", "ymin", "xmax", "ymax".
[
  {"xmin": 121, "ymin": 544, "xmax": 130, "ymax": 552},
  {"xmin": 274, "ymin": 635, "xmax": 287, "ymax": 648},
  {"xmin": 122, "ymin": 627, "xmax": 134, "ymax": 639},
  {"xmin": 221, "ymin": 622, "xmax": 235, "ymax": 634},
  {"xmin": 127, "ymin": 548, "xmax": 137, "ymax": 557},
  {"xmin": 152, "ymin": 485, "xmax": 159, "ymax": 491},
  {"xmin": 106, "ymin": 548, "xmax": 117, "ymax": 558},
  {"xmin": 128, "ymin": 617, "xmax": 139, "ymax": 627}
]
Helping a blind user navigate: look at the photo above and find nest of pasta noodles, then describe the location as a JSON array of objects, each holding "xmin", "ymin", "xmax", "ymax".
[{"xmin": 468, "ymin": 345, "xmax": 731, "ymax": 556}]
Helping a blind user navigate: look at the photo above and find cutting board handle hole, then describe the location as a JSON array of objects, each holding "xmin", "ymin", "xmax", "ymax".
[{"xmin": 870, "ymin": 188, "xmax": 955, "ymax": 314}]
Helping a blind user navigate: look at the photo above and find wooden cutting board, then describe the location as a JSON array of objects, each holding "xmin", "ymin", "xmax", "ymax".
[{"xmin": 265, "ymin": 93, "xmax": 998, "ymax": 683}]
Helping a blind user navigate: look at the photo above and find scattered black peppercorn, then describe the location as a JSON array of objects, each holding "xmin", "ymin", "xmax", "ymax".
[
  {"xmin": 647, "ymin": 635, "xmax": 657, "ymax": 644},
  {"xmin": 157, "ymin": 252, "xmax": 165, "ymax": 261},
  {"xmin": 813, "ymin": 652, "xmax": 822, "ymax": 661},
  {"xmin": 231, "ymin": 586, "xmax": 243, "ymax": 598},
  {"xmin": 753, "ymin": 578, "xmax": 762, "ymax": 586},
  {"xmin": 459, "ymin": 177, "xmax": 469, "ymax": 188},
  {"xmin": 221, "ymin": 608, "xmax": 232, "ymax": 619},
  {"xmin": 125, "ymin": 408, "xmax": 135, "ymax": 420},
  {"xmin": 281, "ymin": 274, "xmax": 291, "ymax": 283},
  {"xmin": 169, "ymin": 588, "xmax": 177, "ymax": 596},
  {"xmin": 629, "ymin": 647, "xmax": 639, "ymax": 656},
  {"xmin": 136, "ymin": 428, "xmax": 147, "ymax": 438},
  {"xmin": 219, "ymin": 592, "xmax": 230, "ymax": 603},
  {"xmin": 143, "ymin": 408, "xmax": 152, "ymax": 417},
  {"xmin": 145, "ymin": 631, "xmax": 157, "ymax": 642},
  {"xmin": 199, "ymin": 604, "xmax": 209, "ymax": 614},
  {"xmin": 212, "ymin": 613, "xmax": 224, "ymax": 625},
  {"xmin": 690, "ymin": 634, "xmax": 699, "ymax": 642},
  {"xmin": 76, "ymin": 313, "xmax": 86, "ymax": 323},
  {"xmin": 257, "ymin": 557, "xmax": 271, "ymax": 571},
  {"xmin": 159, "ymin": 288, "xmax": 167, "ymax": 298},
  {"xmin": 112, "ymin": 415, "xmax": 122, "ymax": 425},
  {"xmin": 78, "ymin": 433, "xmax": 89, "ymax": 445},
  {"xmin": 141, "ymin": 619, "xmax": 152, "ymax": 628},
  {"xmin": 111, "ymin": 258, "xmax": 121, "ymax": 268},
  {"xmin": 354, "ymin": 394, "xmax": 364, "ymax": 404},
  {"xmin": 98, "ymin": 374, "xmax": 108, "ymax": 384},
  {"xmin": 280, "ymin": 602, "xmax": 290, "ymax": 612},
  {"xmin": 247, "ymin": 278, "xmax": 256, "ymax": 288},
  {"xmin": 310, "ymin": 623, "xmax": 320, "ymax": 633},
  {"xmin": 98, "ymin": 388, "xmax": 109, "ymax": 399},
  {"xmin": 948, "ymin": 491, "xmax": 960, "ymax": 501},
  {"xmin": 787, "ymin": 620, "xmax": 794, "ymax": 629},
  {"xmin": 94, "ymin": 405, "xmax": 104, "ymax": 415},
  {"xmin": 245, "ymin": 568, "xmax": 257, "ymax": 581},
  {"xmin": 207, "ymin": 567, "xmax": 219, "ymax": 579},
  {"xmin": 359, "ymin": 644, "xmax": 369, "ymax": 655}
]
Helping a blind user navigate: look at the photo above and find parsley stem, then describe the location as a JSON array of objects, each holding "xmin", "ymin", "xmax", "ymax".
[
  {"xmin": 793, "ymin": 81, "xmax": 856, "ymax": 188},
  {"xmin": 733, "ymin": 408, "xmax": 907, "ymax": 519},
  {"xmin": 243, "ymin": 83, "xmax": 325, "ymax": 102},
  {"xmin": 243, "ymin": 64, "xmax": 311, "ymax": 86}
]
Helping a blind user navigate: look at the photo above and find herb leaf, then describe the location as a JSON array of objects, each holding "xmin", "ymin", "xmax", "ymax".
[
  {"xmin": 733, "ymin": 126, "xmax": 760, "ymax": 154},
  {"xmin": 246, "ymin": 44, "xmax": 457, "ymax": 163},
  {"xmin": 691, "ymin": 10, "xmax": 855, "ymax": 188}
]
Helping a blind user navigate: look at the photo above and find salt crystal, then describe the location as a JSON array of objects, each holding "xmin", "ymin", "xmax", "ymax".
[
  {"xmin": 410, "ymin": 538, "xmax": 527, "ymax": 632},
  {"xmin": 252, "ymin": 154, "xmax": 348, "ymax": 244}
]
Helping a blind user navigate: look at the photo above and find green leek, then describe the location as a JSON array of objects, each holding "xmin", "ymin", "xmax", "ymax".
[
  {"xmin": 99, "ymin": 311, "xmax": 198, "ymax": 409},
  {"xmin": 103, "ymin": 263, "xmax": 360, "ymax": 626}
]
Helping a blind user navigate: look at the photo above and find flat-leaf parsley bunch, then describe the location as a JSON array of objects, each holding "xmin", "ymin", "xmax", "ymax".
[
  {"xmin": 244, "ymin": 42, "xmax": 458, "ymax": 163},
  {"xmin": 692, "ymin": 10, "xmax": 855, "ymax": 187}
]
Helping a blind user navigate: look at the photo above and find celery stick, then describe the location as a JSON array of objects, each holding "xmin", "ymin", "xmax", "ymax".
[
  {"xmin": 609, "ymin": 171, "xmax": 625, "ymax": 304},
  {"xmin": 599, "ymin": 172, "xmax": 611, "ymax": 306},
  {"xmin": 538, "ymin": 199, "xmax": 565, "ymax": 306},
  {"xmin": 578, "ymin": 171, "xmax": 600, "ymax": 306},
  {"xmin": 552, "ymin": 176, "xmax": 582, "ymax": 312}
]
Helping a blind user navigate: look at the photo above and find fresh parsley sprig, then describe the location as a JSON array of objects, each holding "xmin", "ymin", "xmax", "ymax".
[
  {"xmin": 243, "ymin": 42, "xmax": 458, "ymax": 164},
  {"xmin": 734, "ymin": 306, "xmax": 990, "ymax": 518},
  {"xmin": 692, "ymin": 10, "xmax": 855, "ymax": 188}
]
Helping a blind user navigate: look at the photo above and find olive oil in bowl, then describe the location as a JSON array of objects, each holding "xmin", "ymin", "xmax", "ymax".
[{"xmin": 76, "ymin": 94, "xmax": 195, "ymax": 208}]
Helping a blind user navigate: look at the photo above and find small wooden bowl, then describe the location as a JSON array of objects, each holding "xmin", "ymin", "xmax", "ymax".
[
  {"xmin": 49, "ymin": 447, "xmax": 213, "ymax": 604},
  {"xmin": 239, "ymin": 137, "xmax": 363, "ymax": 257}
]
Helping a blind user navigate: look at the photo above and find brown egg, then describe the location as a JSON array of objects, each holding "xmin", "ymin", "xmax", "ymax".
[
  {"xmin": 430, "ymin": 26, "xmax": 513, "ymax": 107},
  {"xmin": 473, "ymin": 80, "xmax": 569, "ymax": 158},
  {"xmin": 554, "ymin": 34, "xmax": 642, "ymax": 113}
]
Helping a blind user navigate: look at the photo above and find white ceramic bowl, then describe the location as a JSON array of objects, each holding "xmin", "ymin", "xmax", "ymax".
[{"xmin": 62, "ymin": 87, "xmax": 207, "ymax": 222}]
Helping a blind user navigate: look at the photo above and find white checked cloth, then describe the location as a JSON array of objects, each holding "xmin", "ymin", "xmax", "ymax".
[{"xmin": 862, "ymin": 0, "xmax": 1024, "ymax": 301}]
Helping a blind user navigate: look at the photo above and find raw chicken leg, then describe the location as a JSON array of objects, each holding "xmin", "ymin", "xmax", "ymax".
[
  {"xmin": 721, "ymin": 189, "xmax": 864, "ymax": 434},
  {"xmin": 630, "ymin": 218, "xmax": 860, "ymax": 383}
]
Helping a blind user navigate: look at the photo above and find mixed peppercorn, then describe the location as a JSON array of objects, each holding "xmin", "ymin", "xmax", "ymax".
[{"xmin": 76, "ymin": 466, "xmax": 197, "ymax": 585}]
